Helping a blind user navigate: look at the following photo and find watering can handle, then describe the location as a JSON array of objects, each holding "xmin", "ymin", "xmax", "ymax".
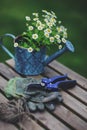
[{"xmin": 0, "ymin": 33, "xmax": 16, "ymax": 59}]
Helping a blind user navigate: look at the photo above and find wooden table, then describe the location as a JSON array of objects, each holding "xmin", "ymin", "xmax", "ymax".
[{"xmin": 0, "ymin": 59, "xmax": 87, "ymax": 130}]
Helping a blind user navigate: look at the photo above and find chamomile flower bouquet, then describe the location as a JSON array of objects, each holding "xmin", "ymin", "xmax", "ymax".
[{"xmin": 14, "ymin": 10, "xmax": 68, "ymax": 52}]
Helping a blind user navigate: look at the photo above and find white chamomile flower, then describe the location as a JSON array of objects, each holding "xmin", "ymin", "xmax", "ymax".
[
  {"xmin": 38, "ymin": 26, "xmax": 43, "ymax": 30},
  {"xmin": 42, "ymin": 10, "xmax": 51, "ymax": 16},
  {"xmin": 57, "ymin": 39, "xmax": 61, "ymax": 43},
  {"xmin": 64, "ymin": 28, "xmax": 67, "ymax": 31},
  {"xmin": 42, "ymin": 10, "xmax": 48, "ymax": 13},
  {"xmin": 44, "ymin": 18, "xmax": 48, "ymax": 23},
  {"xmin": 57, "ymin": 27, "xmax": 62, "ymax": 32},
  {"xmin": 60, "ymin": 26, "xmax": 65, "ymax": 31},
  {"xmin": 32, "ymin": 13, "xmax": 38, "ymax": 17},
  {"xmin": 55, "ymin": 35, "xmax": 60, "ymax": 39},
  {"xmin": 44, "ymin": 28, "xmax": 52, "ymax": 34},
  {"xmin": 32, "ymin": 34, "xmax": 38, "ymax": 40},
  {"xmin": 47, "ymin": 22, "xmax": 53, "ymax": 28},
  {"xmin": 51, "ymin": 17, "xmax": 56, "ymax": 23},
  {"xmin": 23, "ymin": 32, "xmax": 27, "ymax": 35},
  {"xmin": 50, "ymin": 37, "xmax": 54, "ymax": 43},
  {"xmin": 25, "ymin": 16, "xmax": 31, "ymax": 21},
  {"xmin": 28, "ymin": 26, "xmax": 34, "ymax": 30},
  {"xmin": 62, "ymin": 38, "xmax": 66, "ymax": 43},
  {"xmin": 36, "ymin": 20, "xmax": 42, "ymax": 27},
  {"xmin": 14, "ymin": 42, "xmax": 18, "ymax": 47},
  {"xmin": 58, "ymin": 21, "xmax": 61, "ymax": 24},
  {"xmin": 42, "ymin": 24, "xmax": 45, "ymax": 28},
  {"xmin": 33, "ymin": 18, "xmax": 39, "ymax": 21},
  {"xmin": 28, "ymin": 47, "xmax": 33, "ymax": 52},
  {"xmin": 26, "ymin": 23, "xmax": 29, "ymax": 26},
  {"xmin": 59, "ymin": 45, "xmax": 62, "ymax": 49},
  {"xmin": 51, "ymin": 11, "xmax": 57, "ymax": 18},
  {"xmin": 44, "ymin": 32, "xmax": 50, "ymax": 38},
  {"xmin": 63, "ymin": 32, "xmax": 67, "ymax": 38},
  {"xmin": 37, "ymin": 20, "xmax": 41, "ymax": 24}
]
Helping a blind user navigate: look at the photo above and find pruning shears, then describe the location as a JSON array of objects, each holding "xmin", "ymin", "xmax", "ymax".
[
  {"xmin": 41, "ymin": 74, "xmax": 76, "ymax": 90},
  {"xmin": 26, "ymin": 74, "xmax": 76, "ymax": 91}
]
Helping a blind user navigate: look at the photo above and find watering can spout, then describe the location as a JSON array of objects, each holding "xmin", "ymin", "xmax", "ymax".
[{"xmin": 44, "ymin": 40, "xmax": 75, "ymax": 66}]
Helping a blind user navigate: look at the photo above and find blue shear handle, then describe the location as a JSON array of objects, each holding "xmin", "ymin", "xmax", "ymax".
[
  {"xmin": 42, "ymin": 74, "xmax": 67, "ymax": 84},
  {"xmin": 0, "ymin": 33, "xmax": 15, "ymax": 59},
  {"xmin": 46, "ymin": 80, "xmax": 76, "ymax": 90}
]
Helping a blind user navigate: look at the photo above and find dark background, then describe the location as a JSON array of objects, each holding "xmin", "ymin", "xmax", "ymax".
[{"xmin": 0, "ymin": 0, "xmax": 87, "ymax": 78}]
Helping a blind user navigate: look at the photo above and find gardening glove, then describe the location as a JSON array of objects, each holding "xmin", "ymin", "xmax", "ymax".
[
  {"xmin": 4, "ymin": 77, "xmax": 41, "ymax": 98},
  {"xmin": 24, "ymin": 84, "xmax": 63, "ymax": 112}
]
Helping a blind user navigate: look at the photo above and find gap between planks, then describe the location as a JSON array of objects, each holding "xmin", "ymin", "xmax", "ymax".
[
  {"xmin": 0, "ymin": 60, "xmax": 86, "ymax": 129},
  {"xmin": 4, "ymin": 60, "xmax": 87, "ymax": 121},
  {"xmin": 0, "ymin": 76, "xmax": 87, "ymax": 130},
  {"xmin": 0, "ymin": 77, "xmax": 70, "ymax": 130}
]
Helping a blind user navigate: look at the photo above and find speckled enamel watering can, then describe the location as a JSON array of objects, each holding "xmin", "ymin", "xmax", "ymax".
[{"xmin": 0, "ymin": 33, "xmax": 75, "ymax": 75}]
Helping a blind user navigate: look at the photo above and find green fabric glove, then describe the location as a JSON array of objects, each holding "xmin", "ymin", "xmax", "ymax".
[{"xmin": 4, "ymin": 77, "xmax": 41, "ymax": 98}]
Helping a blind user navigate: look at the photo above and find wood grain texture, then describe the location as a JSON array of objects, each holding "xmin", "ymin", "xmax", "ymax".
[
  {"xmin": 0, "ymin": 63, "xmax": 19, "ymax": 79},
  {"xmin": 32, "ymin": 111, "xmax": 70, "ymax": 130},
  {"xmin": 0, "ymin": 66, "xmax": 70, "ymax": 130},
  {"xmin": 0, "ymin": 121, "xmax": 18, "ymax": 130},
  {"xmin": 3, "ymin": 59, "xmax": 87, "ymax": 130},
  {"xmin": 48, "ymin": 60, "xmax": 87, "ymax": 90},
  {"xmin": 53, "ymin": 105, "xmax": 87, "ymax": 130}
]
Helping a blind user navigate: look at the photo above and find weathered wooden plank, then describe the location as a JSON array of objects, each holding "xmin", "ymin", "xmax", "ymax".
[
  {"xmin": 18, "ymin": 117, "xmax": 44, "ymax": 130},
  {"xmin": 5, "ymin": 62, "xmax": 85, "ymax": 130},
  {"xmin": 44, "ymin": 68, "xmax": 87, "ymax": 120},
  {"xmin": 0, "ymin": 121, "xmax": 18, "ymax": 130},
  {"xmin": 67, "ymin": 85, "xmax": 87, "ymax": 105},
  {"xmin": 5, "ymin": 60, "xmax": 87, "ymax": 126},
  {"xmin": 61, "ymin": 92, "xmax": 87, "ymax": 121},
  {"xmin": 0, "ymin": 76, "xmax": 7, "ymax": 91},
  {"xmin": 0, "ymin": 93, "xmax": 8, "ymax": 103},
  {"xmin": 6, "ymin": 60, "xmax": 87, "ymax": 118},
  {"xmin": 44, "ymin": 67, "xmax": 87, "ymax": 120},
  {"xmin": 6, "ymin": 59, "xmax": 15, "ymax": 68},
  {"xmin": 32, "ymin": 111, "xmax": 70, "ymax": 130},
  {"xmin": 43, "ymin": 67, "xmax": 87, "ymax": 121},
  {"xmin": 44, "ymin": 67, "xmax": 87, "ymax": 105},
  {"xmin": 48, "ymin": 60, "xmax": 87, "ymax": 90},
  {"xmin": 0, "ymin": 63, "xmax": 19, "ymax": 79},
  {"xmin": 53, "ymin": 105, "xmax": 87, "ymax": 130}
]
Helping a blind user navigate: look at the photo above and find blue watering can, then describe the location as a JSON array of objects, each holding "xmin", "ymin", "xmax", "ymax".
[{"xmin": 0, "ymin": 33, "xmax": 74, "ymax": 75}]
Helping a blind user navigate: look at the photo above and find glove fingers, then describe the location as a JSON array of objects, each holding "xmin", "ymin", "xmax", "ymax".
[
  {"xmin": 56, "ymin": 93, "xmax": 63, "ymax": 103},
  {"xmin": 57, "ymin": 96, "xmax": 63, "ymax": 103},
  {"xmin": 27, "ymin": 101, "xmax": 37, "ymax": 112},
  {"xmin": 36, "ymin": 103, "xmax": 45, "ymax": 111},
  {"xmin": 45, "ymin": 102, "xmax": 55, "ymax": 111}
]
